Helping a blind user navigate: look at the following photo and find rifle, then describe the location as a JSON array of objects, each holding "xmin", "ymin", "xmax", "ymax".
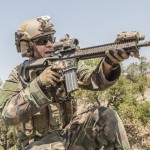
[{"xmin": 20, "ymin": 33, "xmax": 150, "ymax": 93}]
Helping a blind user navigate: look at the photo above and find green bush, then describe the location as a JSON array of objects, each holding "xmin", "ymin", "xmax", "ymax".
[{"xmin": 136, "ymin": 102, "xmax": 150, "ymax": 126}]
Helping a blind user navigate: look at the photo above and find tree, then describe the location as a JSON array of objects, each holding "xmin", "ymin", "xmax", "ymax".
[
  {"xmin": 0, "ymin": 78, "xmax": 2, "ymax": 86},
  {"xmin": 124, "ymin": 57, "xmax": 150, "ymax": 100}
]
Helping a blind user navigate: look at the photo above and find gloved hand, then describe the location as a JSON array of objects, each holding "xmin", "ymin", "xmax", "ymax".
[
  {"xmin": 104, "ymin": 48, "xmax": 130, "ymax": 65},
  {"xmin": 104, "ymin": 31, "xmax": 141, "ymax": 65},
  {"xmin": 38, "ymin": 65, "xmax": 64, "ymax": 88}
]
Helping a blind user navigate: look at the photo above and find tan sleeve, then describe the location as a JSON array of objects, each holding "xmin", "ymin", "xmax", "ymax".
[
  {"xmin": 0, "ymin": 66, "xmax": 52, "ymax": 125},
  {"xmin": 77, "ymin": 60, "xmax": 121, "ymax": 91}
]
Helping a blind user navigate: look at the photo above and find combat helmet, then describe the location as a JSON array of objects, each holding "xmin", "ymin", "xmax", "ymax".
[{"xmin": 15, "ymin": 15, "xmax": 56, "ymax": 57}]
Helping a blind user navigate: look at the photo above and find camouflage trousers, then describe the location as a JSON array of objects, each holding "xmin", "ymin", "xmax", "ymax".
[{"xmin": 24, "ymin": 106, "xmax": 131, "ymax": 150}]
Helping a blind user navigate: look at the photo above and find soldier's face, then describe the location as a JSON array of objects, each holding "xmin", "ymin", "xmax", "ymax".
[{"xmin": 33, "ymin": 35, "xmax": 55, "ymax": 58}]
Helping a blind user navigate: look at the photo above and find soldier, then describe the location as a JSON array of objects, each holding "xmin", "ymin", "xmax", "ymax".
[{"xmin": 0, "ymin": 15, "xmax": 137, "ymax": 150}]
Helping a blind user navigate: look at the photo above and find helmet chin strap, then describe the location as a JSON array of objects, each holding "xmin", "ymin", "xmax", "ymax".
[{"xmin": 31, "ymin": 44, "xmax": 43, "ymax": 59}]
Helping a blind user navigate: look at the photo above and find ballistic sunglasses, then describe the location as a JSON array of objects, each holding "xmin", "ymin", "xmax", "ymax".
[{"xmin": 33, "ymin": 35, "xmax": 56, "ymax": 45}]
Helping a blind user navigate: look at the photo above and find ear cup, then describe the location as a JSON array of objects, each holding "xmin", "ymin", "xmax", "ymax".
[{"xmin": 20, "ymin": 41, "xmax": 34, "ymax": 57}]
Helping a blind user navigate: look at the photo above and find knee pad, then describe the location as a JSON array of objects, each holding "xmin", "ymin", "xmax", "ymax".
[{"xmin": 93, "ymin": 107, "xmax": 118, "ymax": 144}]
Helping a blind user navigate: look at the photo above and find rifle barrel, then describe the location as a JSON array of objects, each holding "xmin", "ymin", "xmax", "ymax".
[{"xmin": 137, "ymin": 41, "xmax": 150, "ymax": 47}]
